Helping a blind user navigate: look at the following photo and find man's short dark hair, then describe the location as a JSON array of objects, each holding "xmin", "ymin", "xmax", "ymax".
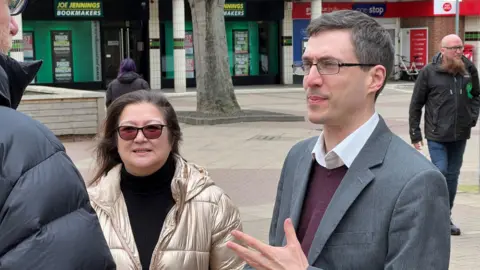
[{"xmin": 307, "ymin": 10, "xmax": 395, "ymax": 99}]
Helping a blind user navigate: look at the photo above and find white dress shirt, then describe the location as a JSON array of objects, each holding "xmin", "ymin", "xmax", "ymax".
[{"xmin": 312, "ymin": 112, "xmax": 380, "ymax": 169}]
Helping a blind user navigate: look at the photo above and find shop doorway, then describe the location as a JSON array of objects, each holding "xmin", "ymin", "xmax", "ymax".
[{"xmin": 101, "ymin": 21, "xmax": 147, "ymax": 87}]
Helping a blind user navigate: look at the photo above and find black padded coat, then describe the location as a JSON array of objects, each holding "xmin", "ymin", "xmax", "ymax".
[{"xmin": 0, "ymin": 54, "xmax": 116, "ymax": 269}]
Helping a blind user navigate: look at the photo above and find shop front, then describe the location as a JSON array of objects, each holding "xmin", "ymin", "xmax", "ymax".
[
  {"xmin": 158, "ymin": 0, "xmax": 284, "ymax": 89},
  {"xmin": 291, "ymin": 2, "xmax": 402, "ymax": 84},
  {"xmin": 291, "ymin": 0, "xmax": 480, "ymax": 84},
  {"xmin": 402, "ymin": 0, "xmax": 480, "ymax": 67},
  {"xmin": 22, "ymin": 0, "xmax": 149, "ymax": 90}
]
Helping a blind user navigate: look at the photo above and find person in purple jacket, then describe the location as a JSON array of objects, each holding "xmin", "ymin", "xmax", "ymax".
[{"xmin": 105, "ymin": 58, "xmax": 150, "ymax": 108}]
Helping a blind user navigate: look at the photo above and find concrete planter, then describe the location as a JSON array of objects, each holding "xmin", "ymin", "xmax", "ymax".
[{"xmin": 17, "ymin": 86, "xmax": 105, "ymax": 136}]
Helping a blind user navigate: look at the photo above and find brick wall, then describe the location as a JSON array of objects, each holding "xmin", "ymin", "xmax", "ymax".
[{"xmin": 401, "ymin": 16, "xmax": 465, "ymax": 62}]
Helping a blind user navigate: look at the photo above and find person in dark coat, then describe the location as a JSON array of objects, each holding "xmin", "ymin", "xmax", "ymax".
[
  {"xmin": 0, "ymin": 1, "xmax": 116, "ymax": 268},
  {"xmin": 409, "ymin": 34, "xmax": 480, "ymax": 236},
  {"xmin": 105, "ymin": 58, "xmax": 150, "ymax": 107}
]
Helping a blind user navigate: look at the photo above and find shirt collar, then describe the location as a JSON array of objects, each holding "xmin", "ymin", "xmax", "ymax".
[{"xmin": 312, "ymin": 112, "xmax": 380, "ymax": 169}]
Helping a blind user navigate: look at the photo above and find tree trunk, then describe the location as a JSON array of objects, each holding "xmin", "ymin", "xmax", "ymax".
[{"xmin": 188, "ymin": 0, "xmax": 241, "ymax": 114}]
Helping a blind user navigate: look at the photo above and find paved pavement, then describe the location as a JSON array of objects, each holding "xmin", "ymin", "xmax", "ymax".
[{"xmin": 63, "ymin": 83, "xmax": 480, "ymax": 269}]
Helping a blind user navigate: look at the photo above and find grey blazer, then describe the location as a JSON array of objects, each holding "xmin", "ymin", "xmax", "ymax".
[{"xmin": 248, "ymin": 117, "xmax": 451, "ymax": 270}]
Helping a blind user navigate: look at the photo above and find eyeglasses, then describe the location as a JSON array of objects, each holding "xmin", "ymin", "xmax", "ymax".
[
  {"xmin": 117, "ymin": 124, "xmax": 166, "ymax": 141},
  {"xmin": 297, "ymin": 59, "xmax": 377, "ymax": 76},
  {"xmin": 9, "ymin": 0, "xmax": 28, "ymax": 16},
  {"xmin": 443, "ymin": 46, "xmax": 464, "ymax": 52}
]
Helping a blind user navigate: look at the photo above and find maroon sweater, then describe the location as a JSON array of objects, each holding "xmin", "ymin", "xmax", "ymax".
[{"xmin": 297, "ymin": 162, "xmax": 348, "ymax": 255}]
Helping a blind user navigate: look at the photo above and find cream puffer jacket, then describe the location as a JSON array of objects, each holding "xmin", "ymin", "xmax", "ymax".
[{"xmin": 87, "ymin": 155, "xmax": 245, "ymax": 270}]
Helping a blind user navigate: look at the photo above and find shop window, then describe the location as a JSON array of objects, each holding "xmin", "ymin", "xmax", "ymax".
[
  {"xmin": 22, "ymin": 20, "xmax": 100, "ymax": 84},
  {"xmin": 227, "ymin": 21, "xmax": 279, "ymax": 77},
  {"xmin": 258, "ymin": 22, "xmax": 269, "ymax": 75},
  {"xmin": 185, "ymin": 30, "xmax": 195, "ymax": 79},
  {"xmin": 161, "ymin": 20, "xmax": 279, "ymax": 79},
  {"xmin": 232, "ymin": 29, "xmax": 250, "ymax": 76}
]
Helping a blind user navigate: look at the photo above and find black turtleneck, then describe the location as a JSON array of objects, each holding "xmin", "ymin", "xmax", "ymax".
[{"xmin": 120, "ymin": 154, "xmax": 176, "ymax": 269}]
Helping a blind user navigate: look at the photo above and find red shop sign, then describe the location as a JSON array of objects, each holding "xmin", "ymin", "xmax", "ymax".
[
  {"xmin": 292, "ymin": 0, "xmax": 480, "ymax": 20},
  {"xmin": 443, "ymin": 2, "xmax": 453, "ymax": 12},
  {"xmin": 409, "ymin": 29, "xmax": 428, "ymax": 69},
  {"xmin": 292, "ymin": 3, "xmax": 352, "ymax": 19}
]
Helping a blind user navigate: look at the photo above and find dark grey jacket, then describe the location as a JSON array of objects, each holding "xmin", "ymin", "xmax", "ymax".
[
  {"xmin": 0, "ymin": 54, "xmax": 116, "ymax": 269},
  {"xmin": 246, "ymin": 117, "xmax": 450, "ymax": 270},
  {"xmin": 409, "ymin": 53, "xmax": 480, "ymax": 143},
  {"xmin": 105, "ymin": 71, "xmax": 150, "ymax": 107}
]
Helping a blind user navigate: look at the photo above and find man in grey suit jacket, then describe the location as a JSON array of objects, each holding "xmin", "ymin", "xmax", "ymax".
[{"xmin": 227, "ymin": 10, "xmax": 450, "ymax": 270}]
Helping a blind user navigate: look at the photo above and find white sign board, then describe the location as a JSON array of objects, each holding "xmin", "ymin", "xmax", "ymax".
[{"xmin": 434, "ymin": 0, "xmax": 460, "ymax": 15}]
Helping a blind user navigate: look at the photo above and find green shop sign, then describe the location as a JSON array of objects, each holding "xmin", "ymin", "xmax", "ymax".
[
  {"xmin": 54, "ymin": 0, "xmax": 103, "ymax": 17},
  {"xmin": 224, "ymin": 2, "xmax": 246, "ymax": 17}
]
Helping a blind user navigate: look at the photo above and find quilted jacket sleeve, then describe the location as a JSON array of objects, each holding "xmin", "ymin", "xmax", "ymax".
[
  {"xmin": 0, "ymin": 107, "xmax": 115, "ymax": 269},
  {"xmin": 210, "ymin": 193, "xmax": 246, "ymax": 270}
]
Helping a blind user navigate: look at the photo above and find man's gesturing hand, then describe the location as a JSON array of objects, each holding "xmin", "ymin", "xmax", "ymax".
[{"xmin": 226, "ymin": 218, "xmax": 309, "ymax": 270}]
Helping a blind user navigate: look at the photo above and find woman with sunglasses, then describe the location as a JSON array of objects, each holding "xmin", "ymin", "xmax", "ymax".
[{"xmin": 87, "ymin": 90, "xmax": 245, "ymax": 270}]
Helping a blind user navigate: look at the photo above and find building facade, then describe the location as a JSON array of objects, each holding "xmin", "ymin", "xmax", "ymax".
[
  {"xmin": 150, "ymin": 0, "xmax": 480, "ymax": 90},
  {"xmin": 12, "ymin": 0, "xmax": 480, "ymax": 91},
  {"xmin": 153, "ymin": 0, "xmax": 285, "ymax": 91},
  {"xmin": 21, "ymin": 0, "xmax": 149, "ymax": 90},
  {"xmin": 290, "ymin": 0, "xmax": 480, "ymax": 84}
]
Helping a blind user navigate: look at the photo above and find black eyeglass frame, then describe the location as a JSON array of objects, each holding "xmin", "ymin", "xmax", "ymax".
[
  {"xmin": 442, "ymin": 46, "xmax": 464, "ymax": 51},
  {"xmin": 116, "ymin": 124, "xmax": 167, "ymax": 140},
  {"xmin": 9, "ymin": 0, "xmax": 28, "ymax": 16},
  {"xmin": 300, "ymin": 59, "xmax": 378, "ymax": 76}
]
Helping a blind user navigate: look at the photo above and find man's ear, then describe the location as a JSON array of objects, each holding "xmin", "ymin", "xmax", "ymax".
[{"xmin": 366, "ymin": 65, "xmax": 386, "ymax": 96}]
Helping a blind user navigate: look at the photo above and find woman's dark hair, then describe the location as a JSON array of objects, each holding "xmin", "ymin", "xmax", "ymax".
[
  {"xmin": 118, "ymin": 58, "xmax": 136, "ymax": 78},
  {"xmin": 91, "ymin": 90, "xmax": 182, "ymax": 184}
]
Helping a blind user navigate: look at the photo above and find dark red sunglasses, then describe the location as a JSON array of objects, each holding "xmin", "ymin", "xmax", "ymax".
[{"xmin": 116, "ymin": 124, "xmax": 166, "ymax": 140}]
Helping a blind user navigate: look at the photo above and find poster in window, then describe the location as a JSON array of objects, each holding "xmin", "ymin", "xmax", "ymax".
[
  {"xmin": 185, "ymin": 31, "xmax": 194, "ymax": 55},
  {"xmin": 234, "ymin": 30, "xmax": 249, "ymax": 53},
  {"xmin": 51, "ymin": 30, "xmax": 74, "ymax": 83},
  {"xmin": 409, "ymin": 29, "xmax": 428, "ymax": 69},
  {"xmin": 23, "ymin": 32, "xmax": 35, "ymax": 60},
  {"xmin": 233, "ymin": 30, "xmax": 249, "ymax": 76},
  {"xmin": 186, "ymin": 55, "xmax": 195, "ymax": 79},
  {"xmin": 234, "ymin": 54, "xmax": 249, "ymax": 76},
  {"xmin": 23, "ymin": 31, "xmax": 36, "ymax": 83},
  {"xmin": 185, "ymin": 31, "xmax": 195, "ymax": 78}
]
